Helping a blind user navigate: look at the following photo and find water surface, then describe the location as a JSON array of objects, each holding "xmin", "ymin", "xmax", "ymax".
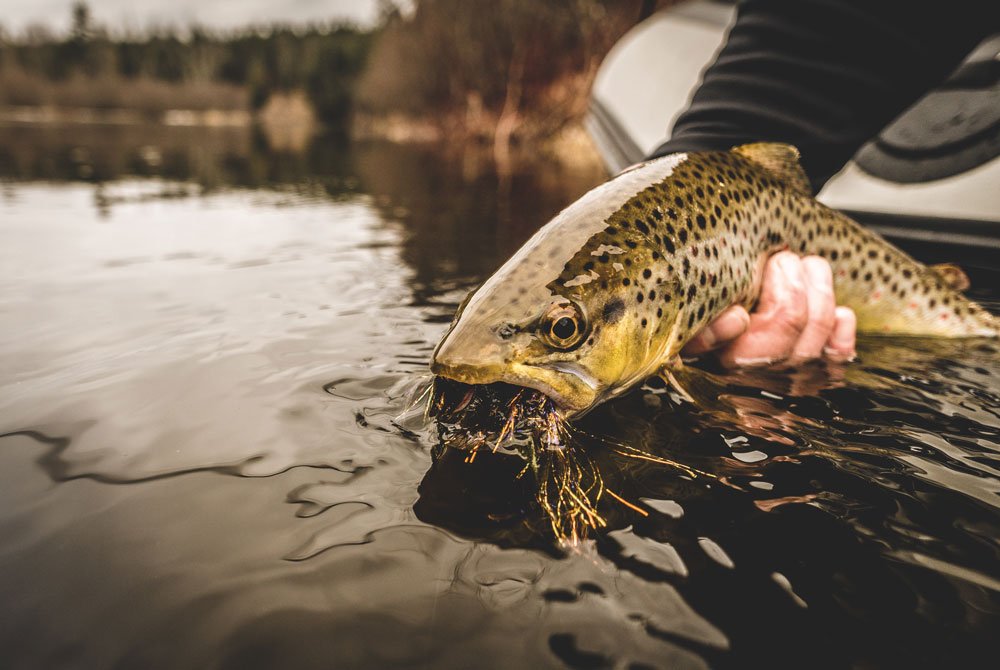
[{"xmin": 1, "ymin": 125, "xmax": 999, "ymax": 669}]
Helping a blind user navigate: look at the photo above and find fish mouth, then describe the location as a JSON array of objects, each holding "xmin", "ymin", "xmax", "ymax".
[{"xmin": 429, "ymin": 360, "xmax": 599, "ymax": 416}]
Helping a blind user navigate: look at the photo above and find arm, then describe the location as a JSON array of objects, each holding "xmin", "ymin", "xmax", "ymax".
[{"xmin": 651, "ymin": 0, "xmax": 999, "ymax": 191}]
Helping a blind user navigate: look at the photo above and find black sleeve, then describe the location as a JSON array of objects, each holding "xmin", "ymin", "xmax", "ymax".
[{"xmin": 647, "ymin": 0, "xmax": 1000, "ymax": 191}]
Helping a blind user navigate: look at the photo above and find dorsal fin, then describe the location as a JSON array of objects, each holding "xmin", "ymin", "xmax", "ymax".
[
  {"xmin": 732, "ymin": 142, "xmax": 813, "ymax": 196},
  {"xmin": 928, "ymin": 262, "xmax": 970, "ymax": 292}
]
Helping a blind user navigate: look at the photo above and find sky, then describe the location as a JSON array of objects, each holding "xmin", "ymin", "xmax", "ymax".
[{"xmin": 0, "ymin": 0, "xmax": 381, "ymax": 34}]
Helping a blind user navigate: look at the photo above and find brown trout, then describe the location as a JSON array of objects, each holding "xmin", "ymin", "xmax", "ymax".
[{"xmin": 431, "ymin": 143, "xmax": 997, "ymax": 416}]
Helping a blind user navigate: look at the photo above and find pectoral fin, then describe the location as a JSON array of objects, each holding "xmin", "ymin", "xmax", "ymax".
[{"xmin": 657, "ymin": 358, "xmax": 700, "ymax": 404}]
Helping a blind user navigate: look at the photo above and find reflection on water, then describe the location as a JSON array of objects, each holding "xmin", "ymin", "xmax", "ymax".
[{"xmin": 1, "ymin": 124, "xmax": 999, "ymax": 669}]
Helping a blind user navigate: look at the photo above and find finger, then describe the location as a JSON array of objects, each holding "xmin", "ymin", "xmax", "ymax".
[
  {"xmin": 824, "ymin": 306, "xmax": 857, "ymax": 362},
  {"xmin": 682, "ymin": 305, "xmax": 750, "ymax": 355},
  {"xmin": 718, "ymin": 252, "xmax": 809, "ymax": 367},
  {"xmin": 789, "ymin": 256, "xmax": 836, "ymax": 362}
]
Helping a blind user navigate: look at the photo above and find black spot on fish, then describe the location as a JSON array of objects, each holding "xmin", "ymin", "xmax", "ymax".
[
  {"xmin": 602, "ymin": 298, "xmax": 625, "ymax": 324},
  {"xmin": 635, "ymin": 220, "xmax": 649, "ymax": 235},
  {"xmin": 583, "ymin": 261, "xmax": 594, "ymax": 271},
  {"xmin": 643, "ymin": 269, "xmax": 652, "ymax": 279}
]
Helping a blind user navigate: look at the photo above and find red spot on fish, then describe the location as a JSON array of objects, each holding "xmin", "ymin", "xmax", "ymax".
[
  {"xmin": 909, "ymin": 301, "xmax": 918, "ymax": 310},
  {"xmin": 940, "ymin": 312, "xmax": 949, "ymax": 321},
  {"xmin": 837, "ymin": 269, "xmax": 846, "ymax": 278},
  {"xmin": 871, "ymin": 290, "xmax": 882, "ymax": 301}
]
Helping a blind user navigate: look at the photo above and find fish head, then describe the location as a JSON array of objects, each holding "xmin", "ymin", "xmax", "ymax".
[
  {"xmin": 432, "ymin": 151, "xmax": 696, "ymax": 417},
  {"xmin": 432, "ymin": 264, "xmax": 681, "ymax": 417}
]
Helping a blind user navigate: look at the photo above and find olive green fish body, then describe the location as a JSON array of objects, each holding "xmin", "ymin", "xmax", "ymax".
[{"xmin": 432, "ymin": 143, "xmax": 996, "ymax": 415}]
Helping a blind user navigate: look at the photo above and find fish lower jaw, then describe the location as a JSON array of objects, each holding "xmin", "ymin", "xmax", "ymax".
[{"xmin": 429, "ymin": 361, "xmax": 592, "ymax": 416}]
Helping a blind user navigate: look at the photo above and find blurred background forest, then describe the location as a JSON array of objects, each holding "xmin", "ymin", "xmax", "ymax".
[{"xmin": 0, "ymin": 1, "xmax": 671, "ymax": 164}]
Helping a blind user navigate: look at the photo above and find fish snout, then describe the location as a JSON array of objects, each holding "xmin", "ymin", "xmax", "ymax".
[{"xmin": 430, "ymin": 329, "xmax": 508, "ymax": 385}]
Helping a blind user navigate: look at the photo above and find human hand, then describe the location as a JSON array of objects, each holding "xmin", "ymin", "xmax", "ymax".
[{"xmin": 681, "ymin": 251, "xmax": 856, "ymax": 367}]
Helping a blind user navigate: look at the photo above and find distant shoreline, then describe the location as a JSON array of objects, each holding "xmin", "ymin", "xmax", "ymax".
[{"xmin": 0, "ymin": 105, "xmax": 252, "ymax": 127}]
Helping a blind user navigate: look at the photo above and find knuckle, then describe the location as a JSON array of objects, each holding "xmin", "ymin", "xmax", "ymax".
[
  {"xmin": 774, "ymin": 301, "xmax": 809, "ymax": 334},
  {"xmin": 812, "ymin": 309, "xmax": 836, "ymax": 334}
]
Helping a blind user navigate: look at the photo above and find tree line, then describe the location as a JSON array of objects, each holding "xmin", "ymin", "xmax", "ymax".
[{"xmin": 0, "ymin": 2, "xmax": 372, "ymax": 124}]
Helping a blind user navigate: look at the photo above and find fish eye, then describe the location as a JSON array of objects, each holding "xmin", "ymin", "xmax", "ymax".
[
  {"xmin": 541, "ymin": 301, "xmax": 587, "ymax": 350},
  {"xmin": 552, "ymin": 317, "xmax": 576, "ymax": 339}
]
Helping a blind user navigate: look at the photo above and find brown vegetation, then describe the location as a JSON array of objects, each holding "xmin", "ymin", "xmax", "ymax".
[
  {"xmin": 355, "ymin": 0, "xmax": 673, "ymax": 167},
  {"xmin": 0, "ymin": 67, "xmax": 249, "ymax": 117}
]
